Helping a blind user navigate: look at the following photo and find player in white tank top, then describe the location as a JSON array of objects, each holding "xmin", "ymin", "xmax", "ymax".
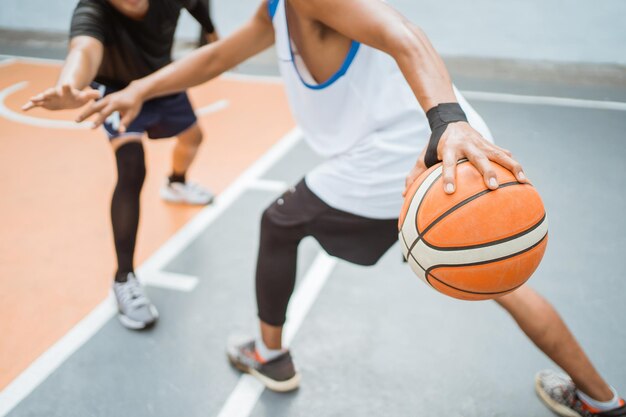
[
  {"xmin": 77, "ymin": 1, "xmax": 625, "ymax": 412},
  {"xmin": 271, "ymin": 0, "xmax": 492, "ymax": 218}
]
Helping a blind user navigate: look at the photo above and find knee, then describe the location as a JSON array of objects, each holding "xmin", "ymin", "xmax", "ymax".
[
  {"xmin": 179, "ymin": 125, "xmax": 203, "ymax": 147},
  {"xmin": 115, "ymin": 142, "xmax": 146, "ymax": 190},
  {"xmin": 259, "ymin": 205, "xmax": 303, "ymax": 245},
  {"xmin": 260, "ymin": 207, "xmax": 282, "ymax": 241}
]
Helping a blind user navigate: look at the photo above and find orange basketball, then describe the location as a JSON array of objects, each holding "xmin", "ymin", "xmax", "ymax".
[{"xmin": 398, "ymin": 160, "xmax": 548, "ymax": 300}]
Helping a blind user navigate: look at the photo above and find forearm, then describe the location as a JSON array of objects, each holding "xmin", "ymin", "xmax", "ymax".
[
  {"xmin": 131, "ymin": 21, "xmax": 273, "ymax": 101},
  {"xmin": 386, "ymin": 22, "xmax": 456, "ymax": 112},
  {"xmin": 57, "ymin": 46, "xmax": 100, "ymax": 90},
  {"xmin": 131, "ymin": 44, "xmax": 231, "ymax": 100}
]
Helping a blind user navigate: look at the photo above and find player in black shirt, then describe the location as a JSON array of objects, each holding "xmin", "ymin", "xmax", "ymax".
[{"xmin": 22, "ymin": 0, "xmax": 218, "ymax": 330}]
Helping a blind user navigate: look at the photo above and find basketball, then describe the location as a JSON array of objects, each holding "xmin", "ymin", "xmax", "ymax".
[{"xmin": 399, "ymin": 160, "xmax": 548, "ymax": 300}]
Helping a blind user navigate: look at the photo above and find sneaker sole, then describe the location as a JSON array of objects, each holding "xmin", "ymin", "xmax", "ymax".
[
  {"xmin": 160, "ymin": 190, "xmax": 215, "ymax": 206},
  {"xmin": 228, "ymin": 354, "xmax": 301, "ymax": 393},
  {"xmin": 117, "ymin": 305, "xmax": 159, "ymax": 330},
  {"xmin": 534, "ymin": 375, "xmax": 583, "ymax": 417}
]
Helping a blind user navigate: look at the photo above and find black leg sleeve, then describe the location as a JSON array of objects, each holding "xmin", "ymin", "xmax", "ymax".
[
  {"xmin": 255, "ymin": 207, "xmax": 307, "ymax": 326},
  {"xmin": 111, "ymin": 142, "xmax": 146, "ymax": 281}
]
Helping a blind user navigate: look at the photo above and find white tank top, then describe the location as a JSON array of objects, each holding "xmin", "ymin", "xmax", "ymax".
[{"xmin": 269, "ymin": 0, "xmax": 492, "ymax": 219}]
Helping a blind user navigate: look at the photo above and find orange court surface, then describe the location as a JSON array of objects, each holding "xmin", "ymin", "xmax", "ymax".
[{"xmin": 0, "ymin": 58, "xmax": 295, "ymax": 391}]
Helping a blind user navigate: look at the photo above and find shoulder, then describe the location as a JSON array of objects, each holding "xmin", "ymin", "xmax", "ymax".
[
  {"xmin": 70, "ymin": 0, "xmax": 110, "ymax": 42},
  {"xmin": 72, "ymin": 0, "xmax": 109, "ymax": 18}
]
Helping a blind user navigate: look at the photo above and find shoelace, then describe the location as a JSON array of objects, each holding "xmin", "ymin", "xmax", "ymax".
[{"xmin": 116, "ymin": 279, "xmax": 149, "ymax": 308}]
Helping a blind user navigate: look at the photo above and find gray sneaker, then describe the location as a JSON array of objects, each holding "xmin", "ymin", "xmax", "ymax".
[
  {"xmin": 227, "ymin": 337, "xmax": 300, "ymax": 392},
  {"xmin": 535, "ymin": 370, "xmax": 626, "ymax": 417},
  {"xmin": 113, "ymin": 273, "xmax": 159, "ymax": 330}
]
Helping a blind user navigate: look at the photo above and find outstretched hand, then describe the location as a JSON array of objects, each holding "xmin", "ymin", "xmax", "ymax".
[
  {"xmin": 22, "ymin": 84, "xmax": 101, "ymax": 111},
  {"xmin": 76, "ymin": 84, "xmax": 144, "ymax": 132},
  {"xmin": 403, "ymin": 121, "xmax": 527, "ymax": 196}
]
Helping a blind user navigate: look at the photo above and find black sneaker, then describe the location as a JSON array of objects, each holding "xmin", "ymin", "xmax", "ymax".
[
  {"xmin": 227, "ymin": 337, "xmax": 300, "ymax": 392},
  {"xmin": 535, "ymin": 370, "xmax": 626, "ymax": 417}
]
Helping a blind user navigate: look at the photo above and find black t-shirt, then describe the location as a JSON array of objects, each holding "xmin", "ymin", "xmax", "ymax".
[{"xmin": 70, "ymin": 0, "xmax": 214, "ymax": 87}]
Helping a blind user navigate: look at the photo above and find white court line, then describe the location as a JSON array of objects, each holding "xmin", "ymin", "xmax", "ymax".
[
  {"xmin": 216, "ymin": 252, "xmax": 338, "ymax": 417},
  {"xmin": 140, "ymin": 271, "xmax": 199, "ymax": 292},
  {"xmin": 463, "ymin": 90, "xmax": 626, "ymax": 111},
  {"xmin": 0, "ymin": 58, "xmax": 17, "ymax": 67},
  {"xmin": 221, "ymin": 72, "xmax": 282, "ymax": 84},
  {"xmin": 0, "ymin": 294, "xmax": 117, "ymax": 417},
  {"xmin": 196, "ymin": 99, "xmax": 229, "ymax": 116},
  {"xmin": 246, "ymin": 179, "xmax": 289, "ymax": 193},
  {"xmin": 0, "ymin": 54, "xmax": 61, "ymax": 66},
  {"xmin": 139, "ymin": 127, "xmax": 302, "ymax": 273},
  {"xmin": 2, "ymin": 54, "xmax": 625, "ymax": 111},
  {"xmin": 0, "ymin": 127, "xmax": 302, "ymax": 417}
]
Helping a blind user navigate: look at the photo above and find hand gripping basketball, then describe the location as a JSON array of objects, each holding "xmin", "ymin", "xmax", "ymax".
[
  {"xmin": 399, "ymin": 160, "xmax": 548, "ymax": 301},
  {"xmin": 404, "ymin": 103, "xmax": 527, "ymax": 196}
]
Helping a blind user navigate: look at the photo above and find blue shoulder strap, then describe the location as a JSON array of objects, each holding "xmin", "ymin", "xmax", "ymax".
[{"xmin": 268, "ymin": 0, "xmax": 280, "ymax": 19}]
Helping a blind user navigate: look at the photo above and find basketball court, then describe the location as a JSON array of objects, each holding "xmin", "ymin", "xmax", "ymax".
[{"xmin": 1, "ymin": 24, "xmax": 626, "ymax": 417}]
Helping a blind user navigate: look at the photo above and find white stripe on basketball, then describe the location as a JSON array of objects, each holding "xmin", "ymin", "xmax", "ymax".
[
  {"xmin": 411, "ymin": 215, "xmax": 548, "ymax": 271},
  {"xmin": 399, "ymin": 165, "xmax": 444, "ymax": 248}
]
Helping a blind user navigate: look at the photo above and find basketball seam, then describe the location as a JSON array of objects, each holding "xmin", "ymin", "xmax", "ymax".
[
  {"xmin": 406, "ymin": 180, "xmax": 525, "ymax": 260},
  {"xmin": 423, "ymin": 233, "xmax": 548, "ymax": 295},
  {"xmin": 400, "ymin": 160, "xmax": 471, "ymax": 233},
  {"xmin": 423, "ymin": 212, "xmax": 547, "ymax": 251}
]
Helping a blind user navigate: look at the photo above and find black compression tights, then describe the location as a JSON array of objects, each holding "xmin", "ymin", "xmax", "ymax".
[
  {"xmin": 255, "ymin": 209, "xmax": 305, "ymax": 327},
  {"xmin": 111, "ymin": 142, "xmax": 146, "ymax": 282}
]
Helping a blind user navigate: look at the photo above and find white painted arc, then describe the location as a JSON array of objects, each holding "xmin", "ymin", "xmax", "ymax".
[
  {"xmin": 0, "ymin": 128, "xmax": 303, "ymax": 417},
  {"xmin": 0, "ymin": 82, "xmax": 94, "ymax": 130},
  {"xmin": 0, "ymin": 81, "xmax": 230, "ymax": 130}
]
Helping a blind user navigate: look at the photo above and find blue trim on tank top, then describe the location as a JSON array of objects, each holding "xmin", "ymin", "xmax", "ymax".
[
  {"xmin": 268, "ymin": 0, "xmax": 280, "ymax": 19},
  {"xmin": 288, "ymin": 38, "xmax": 361, "ymax": 90}
]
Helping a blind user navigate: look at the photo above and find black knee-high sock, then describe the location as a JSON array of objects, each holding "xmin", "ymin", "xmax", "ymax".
[{"xmin": 111, "ymin": 142, "xmax": 146, "ymax": 282}]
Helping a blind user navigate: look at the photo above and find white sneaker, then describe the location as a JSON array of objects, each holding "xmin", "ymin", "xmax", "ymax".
[
  {"xmin": 160, "ymin": 180, "xmax": 215, "ymax": 205},
  {"xmin": 113, "ymin": 273, "xmax": 159, "ymax": 330}
]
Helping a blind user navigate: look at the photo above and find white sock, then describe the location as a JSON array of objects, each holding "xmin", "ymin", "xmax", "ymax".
[
  {"xmin": 255, "ymin": 337, "xmax": 283, "ymax": 362},
  {"xmin": 577, "ymin": 386, "xmax": 621, "ymax": 411}
]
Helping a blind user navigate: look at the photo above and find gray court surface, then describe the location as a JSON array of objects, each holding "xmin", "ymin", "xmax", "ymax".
[{"xmin": 4, "ymin": 70, "xmax": 626, "ymax": 417}]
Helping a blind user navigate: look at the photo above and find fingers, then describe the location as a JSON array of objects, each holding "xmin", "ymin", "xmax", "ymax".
[
  {"xmin": 485, "ymin": 148, "xmax": 527, "ymax": 183},
  {"xmin": 403, "ymin": 149, "xmax": 427, "ymax": 196},
  {"xmin": 21, "ymin": 101, "xmax": 35, "ymax": 111},
  {"xmin": 119, "ymin": 111, "xmax": 138, "ymax": 134},
  {"xmin": 440, "ymin": 147, "xmax": 458, "ymax": 194},
  {"xmin": 77, "ymin": 88, "xmax": 102, "ymax": 105},
  {"xmin": 76, "ymin": 99, "xmax": 107, "ymax": 124},
  {"xmin": 466, "ymin": 147, "xmax": 499, "ymax": 190},
  {"xmin": 84, "ymin": 88, "xmax": 102, "ymax": 100},
  {"xmin": 22, "ymin": 89, "xmax": 53, "ymax": 110},
  {"xmin": 90, "ymin": 104, "xmax": 115, "ymax": 128},
  {"xmin": 403, "ymin": 172, "xmax": 417, "ymax": 197},
  {"xmin": 44, "ymin": 87, "xmax": 60, "ymax": 100}
]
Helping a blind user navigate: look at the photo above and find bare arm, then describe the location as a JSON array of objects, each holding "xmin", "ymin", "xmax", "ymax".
[
  {"xmin": 23, "ymin": 36, "xmax": 103, "ymax": 110},
  {"xmin": 291, "ymin": 0, "xmax": 454, "ymax": 112},
  {"xmin": 292, "ymin": 0, "xmax": 526, "ymax": 193},
  {"xmin": 77, "ymin": 3, "xmax": 274, "ymax": 129},
  {"xmin": 58, "ymin": 36, "xmax": 103, "ymax": 89}
]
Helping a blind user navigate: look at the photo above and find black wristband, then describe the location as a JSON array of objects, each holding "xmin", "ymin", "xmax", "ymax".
[{"xmin": 424, "ymin": 103, "xmax": 468, "ymax": 168}]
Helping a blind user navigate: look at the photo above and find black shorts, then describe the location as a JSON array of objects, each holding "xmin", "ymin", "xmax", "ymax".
[
  {"xmin": 266, "ymin": 179, "xmax": 399, "ymax": 265},
  {"xmin": 92, "ymin": 82, "xmax": 197, "ymax": 140}
]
